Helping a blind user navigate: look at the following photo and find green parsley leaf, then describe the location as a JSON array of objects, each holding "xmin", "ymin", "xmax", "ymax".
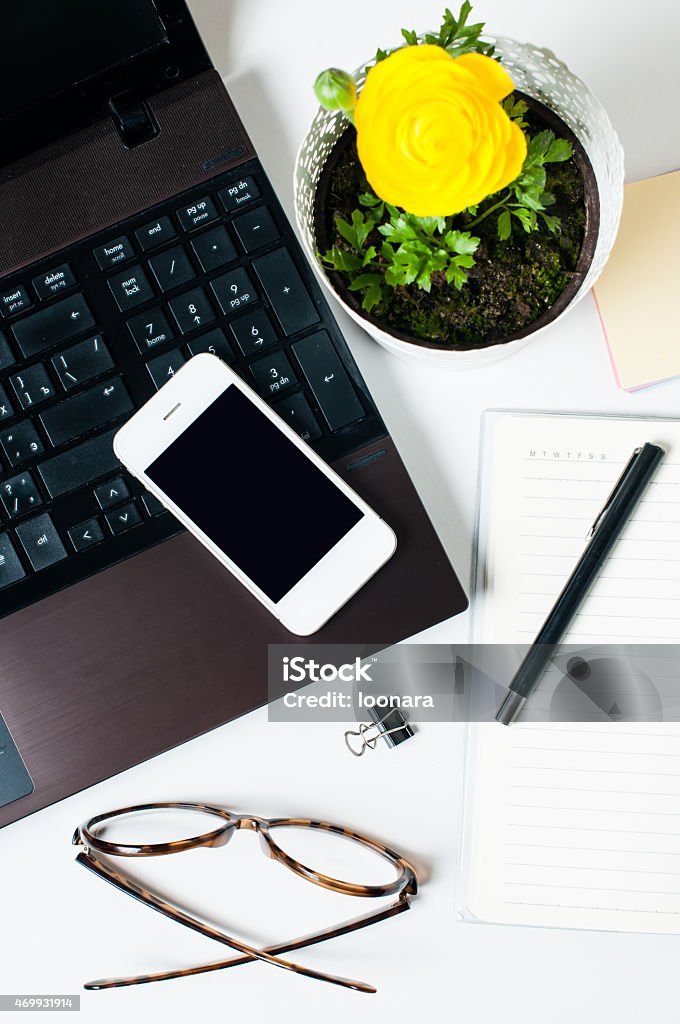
[
  {"xmin": 320, "ymin": 247, "xmax": 363, "ymax": 273},
  {"xmin": 336, "ymin": 210, "xmax": 374, "ymax": 252},
  {"xmin": 497, "ymin": 209, "xmax": 512, "ymax": 240},
  {"xmin": 347, "ymin": 273, "xmax": 384, "ymax": 312},
  {"xmin": 445, "ymin": 230, "xmax": 480, "ymax": 255},
  {"xmin": 545, "ymin": 138, "xmax": 573, "ymax": 163}
]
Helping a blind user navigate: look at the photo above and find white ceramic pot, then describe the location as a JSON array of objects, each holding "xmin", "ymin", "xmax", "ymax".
[{"xmin": 294, "ymin": 36, "xmax": 624, "ymax": 368}]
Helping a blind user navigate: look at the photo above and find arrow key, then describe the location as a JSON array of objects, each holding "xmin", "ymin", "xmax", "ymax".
[
  {"xmin": 106, "ymin": 501, "xmax": 142, "ymax": 536},
  {"xmin": 68, "ymin": 517, "xmax": 105, "ymax": 552},
  {"xmin": 168, "ymin": 287, "xmax": 216, "ymax": 335},
  {"xmin": 229, "ymin": 308, "xmax": 277, "ymax": 356},
  {"xmin": 94, "ymin": 476, "xmax": 131, "ymax": 511}
]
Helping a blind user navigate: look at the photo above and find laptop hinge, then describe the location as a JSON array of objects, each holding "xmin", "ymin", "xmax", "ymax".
[{"xmin": 108, "ymin": 89, "xmax": 160, "ymax": 148}]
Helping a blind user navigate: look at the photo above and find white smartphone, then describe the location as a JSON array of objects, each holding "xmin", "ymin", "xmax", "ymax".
[{"xmin": 113, "ymin": 353, "xmax": 396, "ymax": 635}]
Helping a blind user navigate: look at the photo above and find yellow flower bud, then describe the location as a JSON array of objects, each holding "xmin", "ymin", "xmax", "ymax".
[{"xmin": 354, "ymin": 46, "xmax": 527, "ymax": 217}]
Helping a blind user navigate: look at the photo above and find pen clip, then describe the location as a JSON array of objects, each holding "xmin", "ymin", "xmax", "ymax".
[{"xmin": 587, "ymin": 446, "xmax": 642, "ymax": 540}]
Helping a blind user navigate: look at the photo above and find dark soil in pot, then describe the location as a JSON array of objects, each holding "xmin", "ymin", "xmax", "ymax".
[{"xmin": 314, "ymin": 92, "xmax": 599, "ymax": 351}]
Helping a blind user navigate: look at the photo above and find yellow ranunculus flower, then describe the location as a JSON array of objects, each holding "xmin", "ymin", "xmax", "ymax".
[{"xmin": 354, "ymin": 45, "xmax": 527, "ymax": 217}]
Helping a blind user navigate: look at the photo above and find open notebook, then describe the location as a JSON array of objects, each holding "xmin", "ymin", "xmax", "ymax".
[{"xmin": 461, "ymin": 411, "xmax": 680, "ymax": 934}]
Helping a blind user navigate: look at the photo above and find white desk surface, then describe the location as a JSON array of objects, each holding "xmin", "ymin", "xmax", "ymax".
[{"xmin": 2, "ymin": 1, "xmax": 679, "ymax": 1020}]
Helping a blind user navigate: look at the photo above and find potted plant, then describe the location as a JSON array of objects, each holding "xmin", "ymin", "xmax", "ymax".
[{"xmin": 294, "ymin": 4, "xmax": 624, "ymax": 367}]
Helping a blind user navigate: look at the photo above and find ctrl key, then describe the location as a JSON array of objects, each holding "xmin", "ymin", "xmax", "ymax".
[
  {"xmin": 0, "ymin": 533, "xmax": 26, "ymax": 589},
  {"xmin": 15, "ymin": 513, "xmax": 68, "ymax": 571}
]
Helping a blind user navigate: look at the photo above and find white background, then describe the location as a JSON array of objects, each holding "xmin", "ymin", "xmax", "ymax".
[{"xmin": 2, "ymin": 0, "xmax": 680, "ymax": 1020}]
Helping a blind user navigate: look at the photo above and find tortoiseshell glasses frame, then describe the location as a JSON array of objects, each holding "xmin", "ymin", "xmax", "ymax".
[{"xmin": 72, "ymin": 801, "xmax": 419, "ymax": 994}]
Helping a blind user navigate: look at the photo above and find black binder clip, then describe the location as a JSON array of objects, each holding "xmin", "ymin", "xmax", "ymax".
[{"xmin": 344, "ymin": 704, "xmax": 415, "ymax": 757}]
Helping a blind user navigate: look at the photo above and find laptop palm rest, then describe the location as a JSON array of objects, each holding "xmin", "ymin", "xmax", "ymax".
[{"xmin": 0, "ymin": 437, "xmax": 466, "ymax": 828}]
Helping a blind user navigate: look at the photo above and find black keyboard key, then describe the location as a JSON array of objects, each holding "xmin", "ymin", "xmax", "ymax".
[
  {"xmin": 93, "ymin": 236, "xmax": 134, "ymax": 270},
  {"xmin": 68, "ymin": 518, "xmax": 105, "ymax": 552},
  {"xmin": 191, "ymin": 226, "xmax": 237, "ymax": 272},
  {"xmin": 187, "ymin": 329, "xmax": 234, "ymax": 364},
  {"xmin": 141, "ymin": 491, "xmax": 167, "ymax": 517},
  {"xmin": 148, "ymin": 246, "xmax": 196, "ymax": 293},
  {"xmin": 40, "ymin": 377, "xmax": 133, "ymax": 448},
  {"xmin": 0, "ymin": 332, "xmax": 15, "ymax": 372},
  {"xmin": 106, "ymin": 501, "xmax": 142, "ymax": 535},
  {"xmin": 94, "ymin": 476, "xmax": 131, "ymax": 510},
  {"xmin": 210, "ymin": 268, "xmax": 256, "ymax": 316},
  {"xmin": 32, "ymin": 263, "xmax": 76, "ymax": 301},
  {"xmin": 52, "ymin": 335, "xmax": 114, "ymax": 390},
  {"xmin": 127, "ymin": 310, "xmax": 175, "ymax": 352},
  {"xmin": 16, "ymin": 513, "xmax": 67, "ymax": 571},
  {"xmin": 0, "ymin": 384, "xmax": 14, "ymax": 422},
  {"xmin": 0, "ymin": 284, "xmax": 32, "ymax": 318},
  {"xmin": 229, "ymin": 308, "xmax": 278, "ymax": 356},
  {"xmin": 219, "ymin": 176, "xmax": 260, "ymax": 212},
  {"xmin": 253, "ymin": 249, "xmax": 320, "ymax": 337},
  {"xmin": 147, "ymin": 349, "xmax": 186, "ymax": 390},
  {"xmin": 168, "ymin": 287, "xmax": 216, "ymax": 334},
  {"xmin": 10, "ymin": 365, "xmax": 56, "ymax": 410},
  {"xmin": 1, "ymin": 471, "xmax": 43, "ymax": 519},
  {"xmin": 250, "ymin": 352, "xmax": 296, "ymax": 397},
  {"xmin": 0, "ymin": 422, "xmax": 44, "ymax": 467},
  {"xmin": 38, "ymin": 428, "xmax": 119, "ymax": 498},
  {"xmin": 233, "ymin": 207, "xmax": 280, "ymax": 253},
  {"xmin": 0, "ymin": 533, "xmax": 26, "ymax": 589},
  {"xmin": 292, "ymin": 331, "xmax": 364, "ymax": 431},
  {"xmin": 12, "ymin": 293, "xmax": 95, "ymax": 358},
  {"xmin": 108, "ymin": 266, "xmax": 154, "ymax": 312},
  {"xmin": 135, "ymin": 216, "xmax": 176, "ymax": 252},
  {"xmin": 275, "ymin": 392, "xmax": 322, "ymax": 442},
  {"xmin": 176, "ymin": 197, "xmax": 218, "ymax": 232}
]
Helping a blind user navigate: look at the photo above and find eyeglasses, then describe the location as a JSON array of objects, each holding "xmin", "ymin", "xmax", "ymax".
[{"xmin": 72, "ymin": 801, "xmax": 418, "ymax": 994}]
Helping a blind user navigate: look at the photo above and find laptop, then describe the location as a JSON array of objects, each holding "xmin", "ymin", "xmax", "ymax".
[{"xmin": 0, "ymin": 0, "xmax": 468, "ymax": 828}]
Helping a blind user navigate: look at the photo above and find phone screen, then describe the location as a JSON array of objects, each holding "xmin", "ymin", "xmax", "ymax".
[{"xmin": 146, "ymin": 385, "xmax": 363, "ymax": 603}]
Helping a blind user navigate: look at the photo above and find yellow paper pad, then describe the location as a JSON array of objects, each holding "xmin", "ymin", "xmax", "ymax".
[{"xmin": 594, "ymin": 169, "xmax": 680, "ymax": 391}]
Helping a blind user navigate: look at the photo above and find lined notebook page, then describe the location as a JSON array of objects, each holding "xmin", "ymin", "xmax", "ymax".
[
  {"xmin": 465, "ymin": 721, "xmax": 680, "ymax": 932},
  {"xmin": 478, "ymin": 413, "xmax": 680, "ymax": 644},
  {"xmin": 464, "ymin": 412, "xmax": 680, "ymax": 933}
]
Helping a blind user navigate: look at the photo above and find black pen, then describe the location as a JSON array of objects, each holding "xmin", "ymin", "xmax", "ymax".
[{"xmin": 495, "ymin": 441, "xmax": 666, "ymax": 725}]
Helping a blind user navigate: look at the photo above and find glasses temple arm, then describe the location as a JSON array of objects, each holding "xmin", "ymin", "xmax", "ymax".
[
  {"xmin": 76, "ymin": 851, "xmax": 375, "ymax": 994},
  {"xmin": 85, "ymin": 896, "xmax": 410, "ymax": 990}
]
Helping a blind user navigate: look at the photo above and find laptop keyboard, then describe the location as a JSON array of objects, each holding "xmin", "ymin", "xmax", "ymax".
[{"xmin": 0, "ymin": 159, "xmax": 384, "ymax": 617}]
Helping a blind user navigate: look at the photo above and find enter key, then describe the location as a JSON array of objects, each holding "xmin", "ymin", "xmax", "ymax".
[{"xmin": 292, "ymin": 331, "xmax": 364, "ymax": 432}]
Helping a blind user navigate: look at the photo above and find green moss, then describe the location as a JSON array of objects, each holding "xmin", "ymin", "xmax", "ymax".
[{"xmin": 321, "ymin": 100, "xmax": 589, "ymax": 348}]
